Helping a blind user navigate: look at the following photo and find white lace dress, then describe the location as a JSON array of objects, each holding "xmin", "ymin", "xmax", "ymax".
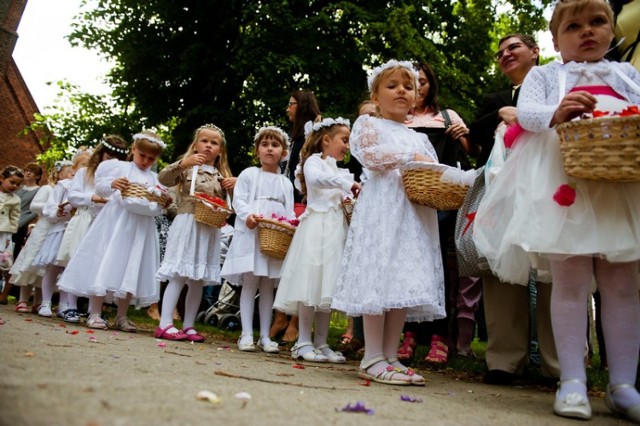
[
  {"xmin": 474, "ymin": 61, "xmax": 640, "ymax": 285},
  {"xmin": 57, "ymin": 160, "xmax": 164, "ymax": 307},
  {"xmin": 273, "ymin": 154, "xmax": 354, "ymax": 314},
  {"xmin": 331, "ymin": 115, "xmax": 445, "ymax": 322},
  {"xmin": 220, "ymin": 167, "xmax": 295, "ymax": 285}
]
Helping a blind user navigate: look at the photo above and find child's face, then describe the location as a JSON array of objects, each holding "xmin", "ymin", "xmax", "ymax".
[
  {"xmin": 58, "ymin": 166, "xmax": 75, "ymax": 181},
  {"xmin": 194, "ymin": 128, "xmax": 223, "ymax": 165},
  {"xmin": 553, "ymin": 4, "xmax": 613, "ymax": 63},
  {"xmin": 257, "ymin": 135, "xmax": 286, "ymax": 169},
  {"xmin": 372, "ymin": 69, "xmax": 416, "ymax": 122},
  {"xmin": 132, "ymin": 146, "xmax": 159, "ymax": 170},
  {"xmin": 0, "ymin": 175, "xmax": 23, "ymax": 193},
  {"xmin": 322, "ymin": 126, "xmax": 350, "ymax": 162}
]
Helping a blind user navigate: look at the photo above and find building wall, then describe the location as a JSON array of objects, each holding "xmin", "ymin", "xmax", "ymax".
[{"xmin": 0, "ymin": 0, "xmax": 45, "ymax": 170}]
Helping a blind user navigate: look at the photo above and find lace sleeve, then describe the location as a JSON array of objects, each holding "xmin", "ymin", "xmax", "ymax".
[
  {"xmin": 518, "ymin": 65, "xmax": 561, "ymax": 132},
  {"xmin": 351, "ymin": 116, "xmax": 415, "ymax": 171}
]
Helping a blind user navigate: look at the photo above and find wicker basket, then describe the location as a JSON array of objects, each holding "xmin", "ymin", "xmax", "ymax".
[
  {"xmin": 556, "ymin": 115, "xmax": 640, "ymax": 182},
  {"xmin": 194, "ymin": 199, "xmax": 232, "ymax": 227},
  {"xmin": 255, "ymin": 217, "xmax": 296, "ymax": 260},
  {"xmin": 121, "ymin": 183, "xmax": 169, "ymax": 206},
  {"xmin": 401, "ymin": 163, "xmax": 469, "ymax": 210},
  {"xmin": 341, "ymin": 199, "xmax": 355, "ymax": 224}
]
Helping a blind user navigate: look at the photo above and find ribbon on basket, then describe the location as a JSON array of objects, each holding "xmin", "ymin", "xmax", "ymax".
[{"xmin": 189, "ymin": 165, "xmax": 198, "ymax": 196}]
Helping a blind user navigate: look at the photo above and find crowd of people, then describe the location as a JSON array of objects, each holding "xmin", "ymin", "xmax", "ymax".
[{"xmin": 1, "ymin": 0, "xmax": 639, "ymax": 422}]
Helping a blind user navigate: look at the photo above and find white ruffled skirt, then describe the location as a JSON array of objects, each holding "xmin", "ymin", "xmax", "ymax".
[
  {"xmin": 156, "ymin": 213, "xmax": 221, "ymax": 285},
  {"xmin": 474, "ymin": 129, "xmax": 640, "ymax": 285},
  {"xmin": 56, "ymin": 207, "xmax": 93, "ymax": 267},
  {"xmin": 32, "ymin": 229, "xmax": 64, "ymax": 268},
  {"xmin": 9, "ymin": 220, "xmax": 50, "ymax": 287},
  {"xmin": 273, "ymin": 206, "xmax": 347, "ymax": 314}
]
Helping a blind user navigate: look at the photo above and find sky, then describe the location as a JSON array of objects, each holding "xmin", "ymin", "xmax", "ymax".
[
  {"xmin": 12, "ymin": 0, "xmax": 558, "ymax": 113},
  {"xmin": 13, "ymin": 0, "xmax": 111, "ymax": 111}
]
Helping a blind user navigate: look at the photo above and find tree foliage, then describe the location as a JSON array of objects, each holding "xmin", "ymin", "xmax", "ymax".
[{"xmin": 60, "ymin": 0, "xmax": 552, "ymax": 172}]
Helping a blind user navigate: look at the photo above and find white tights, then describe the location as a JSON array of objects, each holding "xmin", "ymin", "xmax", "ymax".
[
  {"xmin": 297, "ymin": 304, "xmax": 330, "ymax": 356},
  {"xmin": 550, "ymin": 256, "xmax": 640, "ymax": 408},
  {"xmin": 159, "ymin": 277, "xmax": 204, "ymax": 330},
  {"xmin": 239, "ymin": 274, "xmax": 276, "ymax": 342},
  {"xmin": 362, "ymin": 308, "xmax": 408, "ymax": 371}
]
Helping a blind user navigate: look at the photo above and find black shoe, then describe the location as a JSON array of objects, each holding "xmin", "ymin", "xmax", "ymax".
[{"xmin": 483, "ymin": 369, "xmax": 516, "ymax": 385}]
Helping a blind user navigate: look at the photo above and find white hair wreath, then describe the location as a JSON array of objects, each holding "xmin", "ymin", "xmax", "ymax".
[
  {"xmin": 133, "ymin": 133, "xmax": 166, "ymax": 149},
  {"xmin": 303, "ymin": 117, "xmax": 351, "ymax": 138},
  {"xmin": 253, "ymin": 125, "xmax": 291, "ymax": 149},
  {"xmin": 367, "ymin": 59, "xmax": 419, "ymax": 92}
]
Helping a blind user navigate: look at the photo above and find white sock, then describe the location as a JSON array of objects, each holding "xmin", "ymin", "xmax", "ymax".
[
  {"xmin": 159, "ymin": 277, "xmax": 185, "ymax": 330},
  {"xmin": 313, "ymin": 311, "xmax": 330, "ymax": 348},
  {"xmin": 297, "ymin": 303, "xmax": 315, "ymax": 357},
  {"xmin": 257, "ymin": 277, "xmax": 276, "ymax": 339},
  {"xmin": 239, "ymin": 274, "xmax": 259, "ymax": 338},
  {"xmin": 41, "ymin": 264, "xmax": 62, "ymax": 305},
  {"xmin": 596, "ymin": 259, "xmax": 640, "ymax": 410},
  {"xmin": 183, "ymin": 280, "xmax": 204, "ymax": 331},
  {"xmin": 549, "ymin": 257, "xmax": 591, "ymax": 401}
]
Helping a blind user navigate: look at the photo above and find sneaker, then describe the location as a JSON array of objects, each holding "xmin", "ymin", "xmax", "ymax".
[
  {"xmin": 56, "ymin": 304, "xmax": 69, "ymax": 318},
  {"xmin": 38, "ymin": 302, "xmax": 52, "ymax": 317},
  {"xmin": 62, "ymin": 309, "xmax": 81, "ymax": 323}
]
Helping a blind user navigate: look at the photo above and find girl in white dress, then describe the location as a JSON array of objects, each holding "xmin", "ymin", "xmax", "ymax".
[
  {"xmin": 332, "ymin": 60, "xmax": 445, "ymax": 386},
  {"xmin": 221, "ymin": 126, "xmax": 295, "ymax": 353},
  {"xmin": 10, "ymin": 177, "xmax": 53, "ymax": 313},
  {"xmin": 58, "ymin": 131, "xmax": 169, "ymax": 331},
  {"xmin": 55, "ymin": 137, "xmax": 129, "ymax": 322},
  {"xmin": 273, "ymin": 118, "xmax": 360, "ymax": 363},
  {"xmin": 156, "ymin": 124, "xmax": 235, "ymax": 342},
  {"xmin": 473, "ymin": 0, "xmax": 640, "ymax": 420},
  {"xmin": 31, "ymin": 161, "xmax": 76, "ymax": 318}
]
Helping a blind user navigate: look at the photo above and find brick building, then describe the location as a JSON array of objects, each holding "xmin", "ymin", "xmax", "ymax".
[{"xmin": 0, "ymin": 0, "xmax": 45, "ymax": 170}]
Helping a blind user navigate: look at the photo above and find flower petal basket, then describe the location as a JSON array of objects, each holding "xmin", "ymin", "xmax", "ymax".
[
  {"xmin": 255, "ymin": 217, "xmax": 296, "ymax": 260},
  {"xmin": 121, "ymin": 183, "xmax": 170, "ymax": 207},
  {"xmin": 193, "ymin": 193, "xmax": 233, "ymax": 228},
  {"xmin": 341, "ymin": 199, "xmax": 355, "ymax": 225},
  {"xmin": 556, "ymin": 115, "xmax": 640, "ymax": 182},
  {"xmin": 401, "ymin": 162, "xmax": 469, "ymax": 210}
]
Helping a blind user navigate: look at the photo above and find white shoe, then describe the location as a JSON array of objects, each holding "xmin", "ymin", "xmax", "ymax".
[
  {"xmin": 38, "ymin": 302, "xmax": 52, "ymax": 318},
  {"xmin": 605, "ymin": 383, "xmax": 640, "ymax": 423},
  {"xmin": 553, "ymin": 379, "xmax": 592, "ymax": 420},
  {"xmin": 257, "ymin": 337, "xmax": 280, "ymax": 353},
  {"xmin": 316, "ymin": 344, "xmax": 346, "ymax": 363},
  {"xmin": 237, "ymin": 335, "xmax": 255, "ymax": 352},
  {"xmin": 291, "ymin": 342, "xmax": 328, "ymax": 362}
]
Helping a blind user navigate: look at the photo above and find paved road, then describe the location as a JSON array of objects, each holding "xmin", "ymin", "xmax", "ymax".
[{"xmin": 0, "ymin": 305, "xmax": 632, "ymax": 426}]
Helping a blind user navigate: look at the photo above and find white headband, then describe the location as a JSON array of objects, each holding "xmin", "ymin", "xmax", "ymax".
[
  {"xmin": 197, "ymin": 123, "xmax": 225, "ymax": 141},
  {"xmin": 303, "ymin": 117, "xmax": 351, "ymax": 138},
  {"xmin": 133, "ymin": 133, "xmax": 166, "ymax": 149},
  {"xmin": 253, "ymin": 126, "xmax": 290, "ymax": 149},
  {"xmin": 54, "ymin": 160, "xmax": 73, "ymax": 171},
  {"xmin": 100, "ymin": 139, "xmax": 128, "ymax": 155},
  {"xmin": 367, "ymin": 59, "xmax": 419, "ymax": 92}
]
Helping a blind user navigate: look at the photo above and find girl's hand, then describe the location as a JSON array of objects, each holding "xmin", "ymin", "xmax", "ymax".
[
  {"xmin": 180, "ymin": 153, "xmax": 207, "ymax": 169},
  {"xmin": 413, "ymin": 153, "xmax": 434, "ymax": 162},
  {"xmin": 551, "ymin": 91, "xmax": 597, "ymax": 126},
  {"xmin": 56, "ymin": 203, "xmax": 68, "ymax": 217},
  {"xmin": 91, "ymin": 194, "xmax": 108, "ymax": 204},
  {"xmin": 220, "ymin": 177, "xmax": 237, "ymax": 191},
  {"xmin": 111, "ymin": 177, "xmax": 130, "ymax": 191},
  {"xmin": 351, "ymin": 182, "xmax": 362, "ymax": 198},
  {"xmin": 246, "ymin": 214, "xmax": 258, "ymax": 229},
  {"xmin": 445, "ymin": 123, "xmax": 469, "ymax": 141},
  {"xmin": 498, "ymin": 106, "xmax": 518, "ymax": 125}
]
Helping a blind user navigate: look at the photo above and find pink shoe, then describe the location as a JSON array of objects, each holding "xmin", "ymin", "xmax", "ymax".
[
  {"xmin": 182, "ymin": 326, "xmax": 205, "ymax": 342},
  {"xmin": 155, "ymin": 324, "xmax": 188, "ymax": 341}
]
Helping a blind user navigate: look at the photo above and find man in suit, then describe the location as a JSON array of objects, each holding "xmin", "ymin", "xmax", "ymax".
[{"xmin": 468, "ymin": 34, "xmax": 560, "ymax": 385}]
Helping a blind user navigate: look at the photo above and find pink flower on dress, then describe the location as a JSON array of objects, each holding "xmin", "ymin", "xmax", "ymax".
[
  {"xmin": 503, "ymin": 123, "xmax": 525, "ymax": 149},
  {"xmin": 553, "ymin": 184, "xmax": 576, "ymax": 207}
]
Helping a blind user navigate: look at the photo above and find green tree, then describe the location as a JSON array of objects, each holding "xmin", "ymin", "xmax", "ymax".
[{"xmin": 65, "ymin": 0, "xmax": 551, "ymax": 170}]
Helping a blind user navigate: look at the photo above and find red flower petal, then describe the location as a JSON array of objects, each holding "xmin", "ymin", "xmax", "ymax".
[{"xmin": 553, "ymin": 184, "xmax": 576, "ymax": 207}]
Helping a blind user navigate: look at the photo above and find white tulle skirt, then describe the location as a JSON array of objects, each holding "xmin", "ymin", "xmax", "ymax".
[
  {"xmin": 9, "ymin": 220, "xmax": 50, "ymax": 287},
  {"xmin": 156, "ymin": 213, "xmax": 221, "ymax": 285},
  {"xmin": 474, "ymin": 128, "xmax": 640, "ymax": 285},
  {"xmin": 56, "ymin": 207, "xmax": 93, "ymax": 267},
  {"xmin": 273, "ymin": 206, "xmax": 347, "ymax": 314},
  {"xmin": 32, "ymin": 229, "xmax": 64, "ymax": 268}
]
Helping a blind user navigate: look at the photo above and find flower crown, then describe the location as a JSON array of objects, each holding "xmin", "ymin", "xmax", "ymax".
[
  {"xmin": 303, "ymin": 117, "xmax": 351, "ymax": 138},
  {"xmin": 197, "ymin": 123, "xmax": 225, "ymax": 141},
  {"xmin": 54, "ymin": 160, "xmax": 73, "ymax": 171},
  {"xmin": 367, "ymin": 59, "xmax": 419, "ymax": 92},
  {"xmin": 72, "ymin": 146, "xmax": 94, "ymax": 162},
  {"xmin": 253, "ymin": 125, "xmax": 290, "ymax": 149},
  {"xmin": 100, "ymin": 138, "xmax": 128, "ymax": 155},
  {"xmin": 133, "ymin": 133, "xmax": 166, "ymax": 149}
]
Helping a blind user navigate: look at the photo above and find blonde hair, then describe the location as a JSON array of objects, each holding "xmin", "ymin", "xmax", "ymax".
[
  {"xmin": 128, "ymin": 130, "xmax": 164, "ymax": 160},
  {"xmin": 370, "ymin": 66, "xmax": 418, "ymax": 99},
  {"xmin": 183, "ymin": 125, "xmax": 232, "ymax": 178},
  {"xmin": 296, "ymin": 119, "xmax": 350, "ymax": 195},
  {"xmin": 549, "ymin": 0, "xmax": 614, "ymax": 39}
]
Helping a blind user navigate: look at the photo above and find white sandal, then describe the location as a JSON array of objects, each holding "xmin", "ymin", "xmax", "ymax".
[
  {"xmin": 387, "ymin": 356, "xmax": 425, "ymax": 386},
  {"xmin": 316, "ymin": 344, "xmax": 346, "ymax": 363},
  {"xmin": 358, "ymin": 355, "xmax": 411, "ymax": 386},
  {"xmin": 86, "ymin": 314, "xmax": 108, "ymax": 330},
  {"xmin": 605, "ymin": 383, "xmax": 640, "ymax": 423},
  {"xmin": 291, "ymin": 341, "xmax": 328, "ymax": 362},
  {"xmin": 553, "ymin": 378, "xmax": 591, "ymax": 420},
  {"xmin": 116, "ymin": 317, "xmax": 137, "ymax": 333}
]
